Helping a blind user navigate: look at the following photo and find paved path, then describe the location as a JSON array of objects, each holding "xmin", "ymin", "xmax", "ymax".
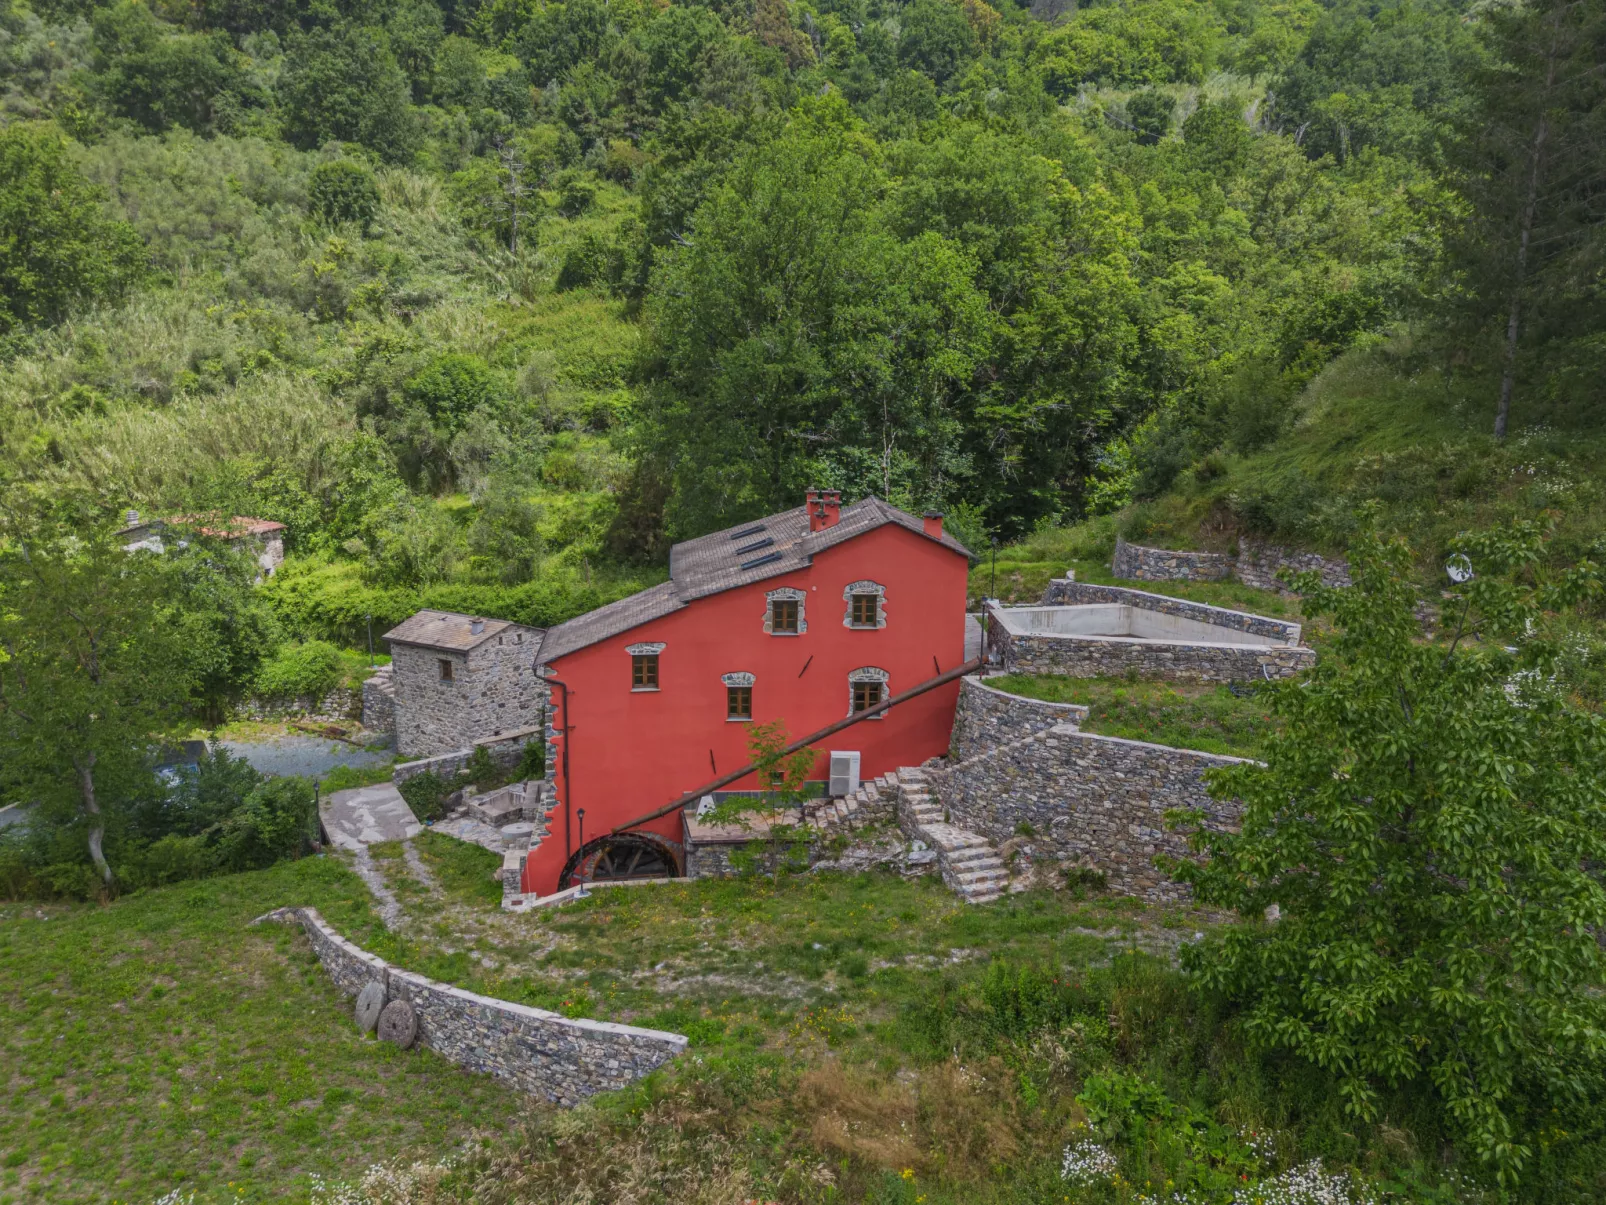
[
  {"xmin": 965, "ymin": 613, "xmax": 984, "ymax": 663},
  {"xmin": 321, "ymin": 783, "xmax": 421, "ymax": 852}
]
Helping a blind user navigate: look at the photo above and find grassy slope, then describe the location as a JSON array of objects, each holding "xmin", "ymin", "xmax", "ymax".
[{"xmin": 0, "ymin": 858, "xmax": 522, "ymax": 1205}]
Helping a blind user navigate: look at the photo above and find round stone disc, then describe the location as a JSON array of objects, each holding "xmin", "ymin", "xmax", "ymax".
[
  {"xmin": 377, "ymin": 999, "xmax": 418, "ymax": 1049},
  {"xmin": 354, "ymin": 981, "xmax": 386, "ymax": 1033}
]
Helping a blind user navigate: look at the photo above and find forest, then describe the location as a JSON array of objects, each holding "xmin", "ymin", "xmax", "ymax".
[{"xmin": 1, "ymin": 0, "xmax": 1606, "ymax": 1199}]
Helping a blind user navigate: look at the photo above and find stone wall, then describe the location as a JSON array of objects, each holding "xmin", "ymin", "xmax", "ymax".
[
  {"xmin": 391, "ymin": 628, "xmax": 546, "ymax": 759},
  {"xmin": 362, "ymin": 666, "xmax": 396, "ymax": 740},
  {"xmin": 986, "ymin": 603, "xmax": 1313, "ymax": 683},
  {"xmin": 1039, "ymin": 580, "xmax": 1302, "ymax": 643},
  {"xmin": 949, "ymin": 675, "xmax": 1088, "ymax": 762},
  {"xmin": 932, "ymin": 725, "xmax": 1246, "ymax": 902},
  {"xmin": 1235, "ymin": 538, "xmax": 1352, "ymax": 593},
  {"xmin": 394, "ymin": 726, "xmax": 543, "ymax": 785},
  {"xmin": 235, "ymin": 686, "xmax": 363, "ymax": 724},
  {"xmin": 1112, "ymin": 536, "xmax": 1233, "ymax": 583},
  {"xmin": 262, "ymin": 907, "xmax": 686, "ymax": 1105}
]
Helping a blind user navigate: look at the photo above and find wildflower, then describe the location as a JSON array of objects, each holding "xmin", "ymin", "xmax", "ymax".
[{"xmin": 901, "ymin": 1167, "xmax": 915, "ymax": 1181}]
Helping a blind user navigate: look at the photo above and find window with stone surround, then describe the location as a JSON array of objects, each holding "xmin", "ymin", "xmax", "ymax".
[
  {"xmin": 764, "ymin": 587, "xmax": 806, "ymax": 635},
  {"xmin": 843, "ymin": 580, "xmax": 887, "ymax": 629},
  {"xmin": 723, "ymin": 671, "xmax": 754, "ymax": 720},
  {"xmin": 627, "ymin": 642, "xmax": 665, "ymax": 691},
  {"xmin": 848, "ymin": 666, "xmax": 888, "ymax": 718},
  {"xmin": 438, "ymin": 658, "xmax": 454, "ymax": 682}
]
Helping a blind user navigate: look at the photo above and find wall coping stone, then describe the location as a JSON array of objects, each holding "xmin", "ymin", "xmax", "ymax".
[{"xmin": 1039, "ymin": 578, "xmax": 1302, "ymax": 644}]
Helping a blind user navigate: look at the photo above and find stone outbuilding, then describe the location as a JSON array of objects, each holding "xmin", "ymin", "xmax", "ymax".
[{"xmin": 382, "ymin": 610, "xmax": 547, "ymax": 758}]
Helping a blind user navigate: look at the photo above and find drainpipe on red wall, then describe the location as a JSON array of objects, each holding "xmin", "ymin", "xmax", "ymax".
[{"xmin": 545, "ymin": 676, "xmax": 574, "ymax": 859}]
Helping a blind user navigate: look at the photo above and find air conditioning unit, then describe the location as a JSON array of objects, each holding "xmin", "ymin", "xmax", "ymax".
[{"xmin": 828, "ymin": 751, "xmax": 861, "ymax": 797}]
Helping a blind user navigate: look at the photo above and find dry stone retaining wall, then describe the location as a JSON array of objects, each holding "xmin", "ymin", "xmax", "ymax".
[
  {"xmin": 931, "ymin": 720, "xmax": 1246, "ymax": 903},
  {"xmin": 1041, "ymin": 580, "xmax": 1301, "ymax": 643},
  {"xmin": 394, "ymin": 726, "xmax": 543, "ymax": 785},
  {"xmin": 949, "ymin": 675, "xmax": 1088, "ymax": 762},
  {"xmin": 1112, "ymin": 537, "xmax": 1233, "ymax": 582},
  {"xmin": 1235, "ymin": 538, "xmax": 1351, "ymax": 593},
  {"xmin": 362, "ymin": 666, "xmax": 396, "ymax": 740},
  {"xmin": 235, "ymin": 686, "xmax": 362, "ymax": 724},
  {"xmin": 262, "ymin": 907, "xmax": 686, "ymax": 1105}
]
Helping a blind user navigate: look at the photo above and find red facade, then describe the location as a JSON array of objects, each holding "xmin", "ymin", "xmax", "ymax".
[{"xmin": 522, "ymin": 499, "xmax": 970, "ymax": 896}]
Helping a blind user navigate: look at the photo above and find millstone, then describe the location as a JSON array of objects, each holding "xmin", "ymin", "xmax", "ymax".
[
  {"xmin": 377, "ymin": 998, "xmax": 418, "ymax": 1048},
  {"xmin": 354, "ymin": 981, "xmax": 386, "ymax": 1033}
]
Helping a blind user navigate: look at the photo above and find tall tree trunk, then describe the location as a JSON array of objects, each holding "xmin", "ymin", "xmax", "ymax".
[
  {"xmin": 1495, "ymin": 8, "xmax": 1563, "ymax": 440},
  {"xmin": 1496, "ymin": 116, "xmax": 1547, "ymax": 440},
  {"xmin": 75, "ymin": 752, "xmax": 113, "ymax": 888}
]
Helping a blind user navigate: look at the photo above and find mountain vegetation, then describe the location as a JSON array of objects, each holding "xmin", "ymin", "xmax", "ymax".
[{"xmin": 2, "ymin": 0, "xmax": 1605, "ymax": 1199}]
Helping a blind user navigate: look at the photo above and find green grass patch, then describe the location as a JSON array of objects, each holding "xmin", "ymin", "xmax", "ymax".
[
  {"xmin": 414, "ymin": 831, "xmax": 503, "ymax": 909},
  {"xmin": 986, "ymin": 676, "xmax": 1281, "ymax": 758},
  {"xmin": 0, "ymin": 858, "xmax": 521, "ymax": 1204}
]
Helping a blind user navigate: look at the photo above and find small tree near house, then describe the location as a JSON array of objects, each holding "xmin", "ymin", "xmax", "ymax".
[{"xmin": 709, "ymin": 719, "xmax": 816, "ymax": 882}]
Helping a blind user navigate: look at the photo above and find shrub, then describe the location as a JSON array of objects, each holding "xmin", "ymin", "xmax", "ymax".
[
  {"xmin": 309, "ymin": 159, "xmax": 381, "ymax": 232},
  {"xmin": 397, "ymin": 770, "xmax": 453, "ymax": 821},
  {"xmin": 254, "ymin": 640, "xmax": 343, "ymax": 700},
  {"xmin": 215, "ymin": 777, "xmax": 319, "ymax": 871}
]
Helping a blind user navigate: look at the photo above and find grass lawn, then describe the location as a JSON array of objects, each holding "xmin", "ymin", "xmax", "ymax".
[
  {"xmin": 0, "ymin": 858, "xmax": 524, "ymax": 1205},
  {"xmin": 984, "ymin": 675, "xmax": 1281, "ymax": 759}
]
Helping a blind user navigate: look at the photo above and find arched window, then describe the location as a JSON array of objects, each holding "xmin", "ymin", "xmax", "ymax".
[
  {"xmin": 843, "ymin": 580, "xmax": 887, "ymax": 629},
  {"xmin": 847, "ymin": 666, "xmax": 889, "ymax": 718},
  {"xmin": 722, "ymin": 671, "xmax": 754, "ymax": 720},
  {"xmin": 764, "ymin": 586, "xmax": 807, "ymax": 635}
]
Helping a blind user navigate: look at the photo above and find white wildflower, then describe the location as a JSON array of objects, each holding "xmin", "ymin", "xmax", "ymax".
[{"xmin": 1060, "ymin": 1139, "xmax": 1118, "ymax": 1184}]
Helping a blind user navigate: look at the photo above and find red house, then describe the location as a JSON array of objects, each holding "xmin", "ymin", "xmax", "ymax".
[{"xmin": 522, "ymin": 491, "xmax": 972, "ymax": 896}]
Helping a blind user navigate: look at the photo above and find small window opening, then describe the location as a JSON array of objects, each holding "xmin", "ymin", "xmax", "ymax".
[
  {"xmin": 852, "ymin": 679, "xmax": 883, "ymax": 713},
  {"xmin": 727, "ymin": 684, "xmax": 753, "ymax": 720},
  {"xmin": 438, "ymin": 659, "xmax": 454, "ymax": 682},
  {"xmin": 770, "ymin": 598, "xmax": 799, "ymax": 634},
  {"xmin": 632, "ymin": 653, "xmax": 659, "ymax": 690},
  {"xmin": 850, "ymin": 593, "xmax": 879, "ymax": 627}
]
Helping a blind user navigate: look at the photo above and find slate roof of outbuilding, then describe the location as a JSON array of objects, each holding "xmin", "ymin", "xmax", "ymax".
[
  {"xmin": 383, "ymin": 609, "xmax": 543, "ymax": 654},
  {"xmin": 537, "ymin": 497, "xmax": 970, "ymax": 665}
]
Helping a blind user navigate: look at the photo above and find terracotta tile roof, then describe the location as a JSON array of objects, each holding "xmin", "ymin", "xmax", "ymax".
[
  {"xmin": 383, "ymin": 609, "xmax": 543, "ymax": 654},
  {"xmin": 537, "ymin": 497, "xmax": 970, "ymax": 665},
  {"xmin": 115, "ymin": 514, "xmax": 286, "ymax": 539}
]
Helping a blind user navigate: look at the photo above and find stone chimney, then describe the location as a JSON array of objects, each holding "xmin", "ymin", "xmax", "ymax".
[
  {"xmin": 820, "ymin": 489, "xmax": 841, "ymax": 529},
  {"xmin": 470, "ymin": 617, "xmax": 485, "ymax": 635},
  {"xmin": 923, "ymin": 511, "xmax": 944, "ymax": 539}
]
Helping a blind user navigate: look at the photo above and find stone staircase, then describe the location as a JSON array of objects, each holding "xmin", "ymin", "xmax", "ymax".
[
  {"xmin": 893, "ymin": 767, "xmax": 1009, "ymax": 905},
  {"xmin": 801, "ymin": 771, "xmax": 899, "ymax": 833}
]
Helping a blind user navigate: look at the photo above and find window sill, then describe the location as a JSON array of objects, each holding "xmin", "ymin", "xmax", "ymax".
[
  {"xmin": 768, "ymin": 631, "xmax": 801, "ymax": 637},
  {"xmin": 726, "ymin": 716, "xmax": 753, "ymax": 723},
  {"xmin": 845, "ymin": 624, "xmax": 881, "ymax": 631},
  {"xmin": 631, "ymin": 687, "xmax": 660, "ymax": 693}
]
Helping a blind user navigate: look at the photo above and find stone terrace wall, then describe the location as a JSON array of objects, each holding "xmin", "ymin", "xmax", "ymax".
[
  {"xmin": 1039, "ymin": 580, "xmax": 1301, "ymax": 643},
  {"xmin": 235, "ymin": 686, "xmax": 362, "ymax": 724},
  {"xmin": 1235, "ymin": 538, "xmax": 1352, "ymax": 593},
  {"xmin": 986, "ymin": 603, "xmax": 1313, "ymax": 683},
  {"xmin": 394, "ymin": 725, "xmax": 543, "ymax": 784},
  {"xmin": 950, "ymin": 675, "xmax": 1089, "ymax": 762},
  {"xmin": 933, "ymin": 727, "xmax": 1246, "ymax": 903},
  {"xmin": 1113, "ymin": 536, "xmax": 1233, "ymax": 583},
  {"xmin": 362, "ymin": 666, "xmax": 396, "ymax": 740},
  {"xmin": 263, "ymin": 907, "xmax": 686, "ymax": 1105}
]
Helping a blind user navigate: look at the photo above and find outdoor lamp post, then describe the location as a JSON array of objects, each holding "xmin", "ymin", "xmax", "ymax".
[{"xmin": 574, "ymin": 808, "xmax": 589, "ymax": 898}]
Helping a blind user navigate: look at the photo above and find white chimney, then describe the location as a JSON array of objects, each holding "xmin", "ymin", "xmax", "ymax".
[{"xmin": 470, "ymin": 618, "xmax": 485, "ymax": 635}]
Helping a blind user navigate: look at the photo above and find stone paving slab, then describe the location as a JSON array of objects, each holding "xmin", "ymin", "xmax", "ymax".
[
  {"xmin": 431, "ymin": 814, "xmax": 508, "ymax": 854},
  {"xmin": 322, "ymin": 782, "xmax": 421, "ymax": 851}
]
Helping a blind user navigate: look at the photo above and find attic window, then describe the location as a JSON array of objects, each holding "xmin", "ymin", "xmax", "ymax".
[
  {"xmin": 764, "ymin": 587, "xmax": 806, "ymax": 635},
  {"xmin": 438, "ymin": 659, "xmax": 454, "ymax": 682},
  {"xmin": 843, "ymin": 580, "xmax": 887, "ymax": 629}
]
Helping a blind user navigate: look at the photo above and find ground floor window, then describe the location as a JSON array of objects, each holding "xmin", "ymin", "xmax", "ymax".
[
  {"xmin": 851, "ymin": 679, "xmax": 882, "ymax": 712},
  {"xmin": 727, "ymin": 684, "xmax": 753, "ymax": 720}
]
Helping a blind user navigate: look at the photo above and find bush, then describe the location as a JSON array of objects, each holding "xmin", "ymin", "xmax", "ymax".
[
  {"xmin": 215, "ymin": 777, "xmax": 319, "ymax": 871},
  {"xmin": 308, "ymin": 159, "xmax": 381, "ymax": 232},
  {"xmin": 397, "ymin": 770, "xmax": 454, "ymax": 821},
  {"xmin": 254, "ymin": 640, "xmax": 343, "ymax": 700}
]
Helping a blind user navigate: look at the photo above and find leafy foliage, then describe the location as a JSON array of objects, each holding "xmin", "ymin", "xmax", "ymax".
[
  {"xmin": 253, "ymin": 639, "xmax": 343, "ymax": 699},
  {"xmin": 1169, "ymin": 521, "xmax": 1606, "ymax": 1178}
]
